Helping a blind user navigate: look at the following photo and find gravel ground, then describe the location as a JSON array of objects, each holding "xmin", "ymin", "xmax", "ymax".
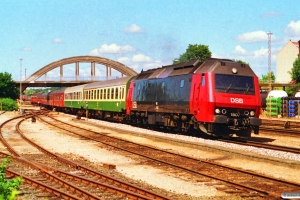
[{"xmin": 1, "ymin": 111, "xmax": 300, "ymax": 199}]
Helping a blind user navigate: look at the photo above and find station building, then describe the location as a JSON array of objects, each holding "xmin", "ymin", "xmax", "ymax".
[{"xmin": 276, "ymin": 40, "xmax": 300, "ymax": 83}]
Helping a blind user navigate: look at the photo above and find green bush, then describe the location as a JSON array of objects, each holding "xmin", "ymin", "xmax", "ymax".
[
  {"xmin": 0, "ymin": 157, "xmax": 22, "ymax": 200},
  {"xmin": 0, "ymin": 99, "xmax": 18, "ymax": 111}
]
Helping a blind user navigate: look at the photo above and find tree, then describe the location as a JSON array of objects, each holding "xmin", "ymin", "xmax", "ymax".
[
  {"xmin": 0, "ymin": 72, "xmax": 19, "ymax": 100},
  {"xmin": 0, "ymin": 98, "xmax": 18, "ymax": 111},
  {"xmin": 173, "ymin": 44, "xmax": 212, "ymax": 64},
  {"xmin": 289, "ymin": 57, "xmax": 300, "ymax": 83},
  {"xmin": 259, "ymin": 71, "xmax": 275, "ymax": 83}
]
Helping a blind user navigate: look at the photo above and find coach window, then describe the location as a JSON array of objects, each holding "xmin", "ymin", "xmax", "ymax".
[
  {"xmin": 103, "ymin": 88, "xmax": 106, "ymax": 99},
  {"xmin": 115, "ymin": 87, "xmax": 119, "ymax": 99},
  {"xmin": 111, "ymin": 88, "xmax": 114, "ymax": 99},
  {"xmin": 201, "ymin": 74, "xmax": 205, "ymax": 86},
  {"xmin": 119, "ymin": 87, "xmax": 124, "ymax": 100},
  {"xmin": 100, "ymin": 89, "xmax": 103, "ymax": 100},
  {"xmin": 180, "ymin": 80, "xmax": 184, "ymax": 88},
  {"xmin": 106, "ymin": 88, "xmax": 110, "ymax": 99}
]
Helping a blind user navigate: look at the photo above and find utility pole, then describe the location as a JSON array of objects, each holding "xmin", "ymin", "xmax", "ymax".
[
  {"xmin": 19, "ymin": 58, "xmax": 23, "ymax": 114},
  {"xmin": 267, "ymin": 31, "xmax": 273, "ymax": 87}
]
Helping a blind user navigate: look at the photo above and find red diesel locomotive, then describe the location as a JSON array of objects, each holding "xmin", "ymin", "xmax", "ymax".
[{"xmin": 126, "ymin": 58, "xmax": 261, "ymax": 137}]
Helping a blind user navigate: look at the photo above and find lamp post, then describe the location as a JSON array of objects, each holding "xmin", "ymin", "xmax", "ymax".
[{"xmin": 20, "ymin": 58, "xmax": 23, "ymax": 114}]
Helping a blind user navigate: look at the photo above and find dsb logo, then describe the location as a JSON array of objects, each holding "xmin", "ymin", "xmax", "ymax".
[{"xmin": 230, "ymin": 98, "xmax": 243, "ymax": 103}]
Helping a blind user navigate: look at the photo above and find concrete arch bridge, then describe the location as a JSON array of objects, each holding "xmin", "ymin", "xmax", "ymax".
[{"xmin": 17, "ymin": 56, "xmax": 138, "ymax": 91}]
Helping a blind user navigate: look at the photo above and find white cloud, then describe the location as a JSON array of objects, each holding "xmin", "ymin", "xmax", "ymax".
[
  {"xmin": 117, "ymin": 57, "xmax": 131, "ymax": 63},
  {"xmin": 284, "ymin": 20, "xmax": 300, "ymax": 37},
  {"xmin": 253, "ymin": 47, "xmax": 268, "ymax": 58},
  {"xmin": 123, "ymin": 24, "xmax": 144, "ymax": 33},
  {"xmin": 22, "ymin": 47, "xmax": 32, "ymax": 51},
  {"xmin": 89, "ymin": 49, "xmax": 99, "ymax": 56},
  {"xmin": 116, "ymin": 54, "xmax": 163, "ymax": 72},
  {"xmin": 261, "ymin": 12, "xmax": 283, "ymax": 18},
  {"xmin": 233, "ymin": 45, "xmax": 246, "ymax": 54},
  {"xmin": 94, "ymin": 44, "xmax": 136, "ymax": 54},
  {"xmin": 132, "ymin": 54, "xmax": 152, "ymax": 62},
  {"xmin": 53, "ymin": 38, "xmax": 63, "ymax": 43},
  {"xmin": 235, "ymin": 31, "xmax": 270, "ymax": 43}
]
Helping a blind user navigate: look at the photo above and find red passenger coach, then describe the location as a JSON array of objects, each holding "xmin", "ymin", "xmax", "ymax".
[
  {"xmin": 30, "ymin": 94, "xmax": 39, "ymax": 105},
  {"xmin": 49, "ymin": 88, "xmax": 66, "ymax": 111}
]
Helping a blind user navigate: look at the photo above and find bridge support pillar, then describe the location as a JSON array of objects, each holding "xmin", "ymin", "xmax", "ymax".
[
  {"xmin": 106, "ymin": 66, "xmax": 112, "ymax": 80},
  {"xmin": 76, "ymin": 62, "xmax": 79, "ymax": 81},
  {"xmin": 60, "ymin": 65, "xmax": 63, "ymax": 81},
  {"xmin": 91, "ymin": 62, "xmax": 95, "ymax": 81}
]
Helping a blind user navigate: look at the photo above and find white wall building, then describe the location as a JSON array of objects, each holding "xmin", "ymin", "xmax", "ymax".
[{"xmin": 276, "ymin": 40, "xmax": 299, "ymax": 83}]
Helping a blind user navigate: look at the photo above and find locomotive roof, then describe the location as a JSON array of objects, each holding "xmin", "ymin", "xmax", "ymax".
[
  {"xmin": 84, "ymin": 76, "xmax": 133, "ymax": 90},
  {"xmin": 194, "ymin": 58, "xmax": 256, "ymax": 76},
  {"xmin": 133, "ymin": 58, "xmax": 256, "ymax": 80}
]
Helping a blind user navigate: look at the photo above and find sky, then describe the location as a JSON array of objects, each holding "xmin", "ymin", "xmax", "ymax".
[{"xmin": 1, "ymin": 0, "xmax": 300, "ymax": 82}]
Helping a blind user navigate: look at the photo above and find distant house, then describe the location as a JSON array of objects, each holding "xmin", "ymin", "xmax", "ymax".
[{"xmin": 276, "ymin": 40, "xmax": 300, "ymax": 83}]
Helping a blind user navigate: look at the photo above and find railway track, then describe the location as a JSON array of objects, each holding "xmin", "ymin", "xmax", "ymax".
[
  {"xmin": 0, "ymin": 114, "xmax": 169, "ymax": 199},
  {"xmin": 36, "ymin": 112, "xmax": 300, "ymax": 199},
  {"xmin": 216, "ymin": 137, "xmax": 300, "ymax": 155},
  {"xmin": 261, "ymin": 118, "xmax": 300, "ymax": 137}
]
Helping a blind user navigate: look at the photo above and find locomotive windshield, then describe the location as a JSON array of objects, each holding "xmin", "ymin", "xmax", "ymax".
[{"xmin": 215, "ymin": 74, "xmax": 255, "ymax": 95}]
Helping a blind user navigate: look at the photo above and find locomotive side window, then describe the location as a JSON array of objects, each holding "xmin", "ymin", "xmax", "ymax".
[
  {"xmin": 161, "ymin": 82, "xmax": 165, "ymax": 94},
  {"xmin": 215, "ymin": 74, "xmax": 255, "ymax": 95},
  {"xmin": 180, "ymin": 80, "xmax": 184, "ymax": 88},
  {"xmin": 137, "ymin": 84, "xmax": 141, "ymax": 99},
  {"xmin": 201, "ymin": 74, "xmax": 205, "ymax": 86}
]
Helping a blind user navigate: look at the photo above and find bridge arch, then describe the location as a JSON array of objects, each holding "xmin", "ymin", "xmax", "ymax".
[{"xmin": 25, "ymin": 56, "xmax": 138, "ymax": 82}]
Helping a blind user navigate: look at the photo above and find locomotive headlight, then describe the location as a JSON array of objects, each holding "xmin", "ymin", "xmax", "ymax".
[
  {"xmin": 215, "ymin": 108, "xmax": 220, "ymax": 114},
  {"xmin": 221, "ymin": 109, "xmax": 227, "ymax": 114},
  {"xmin": 232, "ymin": 68, "xmax": 238, "ymax": 74},
  {"xmin": 250, "ymin": 111, "xmax": 255, "ymax": 116},
  {"xmin": 244, "ymin": 110, "xmax": 249, "ymax": 116}
]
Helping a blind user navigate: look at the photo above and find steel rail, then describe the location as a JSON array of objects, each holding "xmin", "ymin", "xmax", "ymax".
[
  {"xmin": 38, "ymin": 114, "xmax": 300, "ymax": 198},
  {"xmin": 17, "ymin": 114, "xmax": 169, "ymax": 200}
]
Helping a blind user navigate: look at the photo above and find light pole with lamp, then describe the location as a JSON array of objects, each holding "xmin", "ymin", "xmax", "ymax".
[{"xmin": 19, "ymin": 58, "xmax": 23, "ymax": 114}]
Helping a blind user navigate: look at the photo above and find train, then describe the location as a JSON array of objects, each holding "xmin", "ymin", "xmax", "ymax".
[{"xmin": 30, "ymin": 58, "xmax": 262, "ymax": 138}]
